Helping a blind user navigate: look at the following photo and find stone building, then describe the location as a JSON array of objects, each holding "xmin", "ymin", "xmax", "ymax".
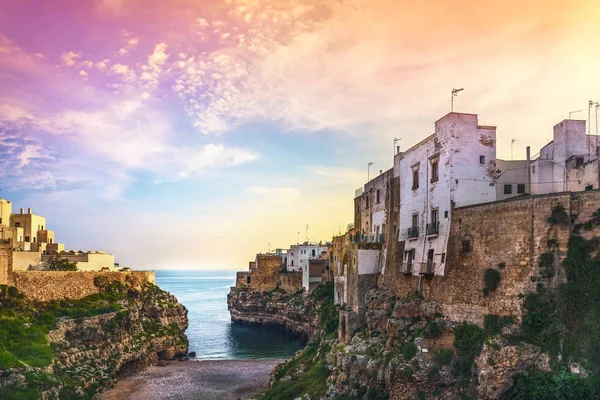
[{"xmin": 0, "ymin": 198, "xmax": 118, "ymax": 272}]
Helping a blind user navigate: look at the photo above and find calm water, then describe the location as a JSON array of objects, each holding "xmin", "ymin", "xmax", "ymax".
[{"xmin": 155, "ymin": 270, "xmax": 306, "ymax": 360}]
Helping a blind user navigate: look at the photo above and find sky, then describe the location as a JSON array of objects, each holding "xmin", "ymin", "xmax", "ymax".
[{"xmin": 1, "ymin": 0, "xmax": 600, "ymax": 270}]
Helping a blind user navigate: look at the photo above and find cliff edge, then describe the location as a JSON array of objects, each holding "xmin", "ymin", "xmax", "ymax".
[{"xmin": 0, "ymin": 279, "xmax": 188, "ymax": 399}]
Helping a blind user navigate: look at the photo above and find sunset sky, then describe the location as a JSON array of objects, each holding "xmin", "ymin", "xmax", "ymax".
[{"xmin": 1, "ymin": 0, "xmax": 600, "ymax": 270}]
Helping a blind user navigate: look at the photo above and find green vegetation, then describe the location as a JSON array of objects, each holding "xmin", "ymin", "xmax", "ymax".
[
  {"xmin": 504, "ymin": 369, "xmax": 591, "ymax": 400},
  {"xmin": 0, "ymin": 280, "xmax": 183, "ymax": 399},
  {"xmin": 539, "ymin": 252, "xmax": 555, "ymax": 278},
  {"xmin": 484, "ymin": 314, "xmax": 515, "ymax": 337},
  {"xmin": 402, "ymin": 342, "xmax": 418, "ymax": 360},
  {"xmin": 434, "ymin": 349, "xmax": 454, "ymax": 366},
  {"xmin": 262, "ymin": 339, "xmax": 330, "ymax": 400},
  {"xmin": 547, "ymin": 203, "xmax": 570, "ymax": 225},
  {"xmin": 260, "ymin": 282, "xmax": 339, "ymax": 400},
  {"xmin": 452, "ymin": 323, "xmax": 485, "ymax": 381},
  {"xmin": 483, "ymin": 268, "xmax": 501, "ymax": 295},
  {"xmin": 46, "ymin": 254, "xmax": 78, "ymax": 271}
]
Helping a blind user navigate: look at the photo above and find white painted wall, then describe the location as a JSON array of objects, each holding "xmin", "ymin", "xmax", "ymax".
[
  {"xmin": 398, "ymin": 113, "xmax": 497, "ymax": 276},
  {"xmin": 357, "ymin": 249, "xmax": 379, "ymax": 275}
]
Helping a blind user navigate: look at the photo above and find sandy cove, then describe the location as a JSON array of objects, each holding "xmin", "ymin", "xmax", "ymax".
[{"xmin": 98, "ymin": 359, "xmax": 283, "ymax": 400}]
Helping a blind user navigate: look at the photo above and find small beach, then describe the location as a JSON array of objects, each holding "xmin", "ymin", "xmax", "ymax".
[{"xmin": 99, "ymin": 359, "xmax": 282, "ymax": 400}]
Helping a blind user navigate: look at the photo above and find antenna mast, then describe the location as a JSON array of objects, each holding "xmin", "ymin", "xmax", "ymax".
[
  {"xmin": 451, "ymin": 88, "xmax": 464, "ymax": 112},
  {"xmin": 368, "ymin": 162, "xmax": 374, "ymax": 181},
  {"xmin": 511, "ymin": 138, "xmax": 518, "ymax": 160}
]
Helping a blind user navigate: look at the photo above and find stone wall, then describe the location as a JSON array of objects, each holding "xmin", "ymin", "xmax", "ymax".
[
  {"xmin": 382, "ymin": 192, "xmax": 573, "ymax": 325},
  {"xmin": 278, "ymin": 271, "xmax": 302, "ymax": 292},
  {"xmin": 11, "ymin": 271, "xmax": 155, "ymax": 301},
  {"xmin": 253, "ymin": 254, "xmax": 282, "ymax": 292},
  {"xmin": 0, "ymin": 243, "xmax": 12, "ymax": 285}
]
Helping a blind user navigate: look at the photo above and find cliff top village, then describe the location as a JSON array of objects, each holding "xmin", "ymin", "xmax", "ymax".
[{"xmin": 232, "ymin": 111, "xmax": 600, "ymax": 335}]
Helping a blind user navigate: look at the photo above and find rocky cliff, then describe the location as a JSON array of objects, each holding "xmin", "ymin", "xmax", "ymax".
[
  {"xmin": 0, "ymin": 279, "xmax": 188, "ymax": 399},
  {"xmin": 227, "ymin": 287, "xmax": 322, "ymax": 338}
]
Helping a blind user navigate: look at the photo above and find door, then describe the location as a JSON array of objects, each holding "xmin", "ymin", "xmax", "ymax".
[
  {"xmin": 406, "ymin": 250, "xmax": 414, "ymax": 273},
  {"xmin": 426, "ymin": 249, "xmax": 434, "ymax": 274}
]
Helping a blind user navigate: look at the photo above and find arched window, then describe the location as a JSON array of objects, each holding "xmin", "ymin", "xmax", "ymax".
[{"xmin": 461, "ymin": 234, "xmax": 473, "ymax": 253}]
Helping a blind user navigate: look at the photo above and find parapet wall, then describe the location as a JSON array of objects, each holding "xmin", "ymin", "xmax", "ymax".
[
  {"xmin": 11, "ymin": 271, "xmax": 155, "ymax": 302},
  {"xmin": 0, "ymin": 243, "xmax": 12, "ymax": 285},
  {"xmin": 382, "ymin": 192, "xmax": 574, "ymax": 325}
]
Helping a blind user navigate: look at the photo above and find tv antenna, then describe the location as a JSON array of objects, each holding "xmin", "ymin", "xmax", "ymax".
[
  {"xmin": 451, "ymin": 88, "xmax": 464, "ymax": 112},
  {"xmin": 569, "ymin": 110, "xmax": 582, "ymax": 119},
  {"xmin": 511, "ymin": 138, "xmax": 518, "ymax": 160}
]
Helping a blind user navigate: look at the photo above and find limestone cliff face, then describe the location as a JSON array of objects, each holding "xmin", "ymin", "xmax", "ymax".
[
  {"xmin": 48, "ymin": 287, "xmax": 188, "ymax": 390},
  {"xmin": 0, "ymin": 283, "xmax": 188, "ymax": 399},
  {"xmin": 227, "ymin": 288, "xmax": 319, "ymax": 338}
]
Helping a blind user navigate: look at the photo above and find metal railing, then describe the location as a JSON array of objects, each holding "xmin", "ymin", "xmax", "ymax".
[
  {"xmin": 350, "ymin": 233, "xmax": 384, "ymax": 244},
  {"xmin": 426, "ymin": 222, "xmax": 440, "ymax": 236},
  {"xmin": 402, "ymin": 261, "xmax": 436, "ymax": 276},
  {"xmin": 421, "ymin": 262, "xmax": 436, "ymax": 275},
  {"xmin": 407, "ymin": 226, "xmax": 419, "ymax": 239}
]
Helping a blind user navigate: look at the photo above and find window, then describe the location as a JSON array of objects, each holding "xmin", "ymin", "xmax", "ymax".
[
  {"xmin": 25, "ymin": 236, "xmax": 30, "ymax": 242},
  {"xmin": 15, "ymin": 222, "xmax": 20, "ymax": 228},
  {"xmin": 412, "ymin": 169, "xmax": 419, "ymax": 189},
  {"xmin": 504, "ymin": 184, "xmax": 512, "ymax": 195},
  {"xmin": 432, "ymin": 209, "xmax": 439, "ymax": 224},
  {"xmin": 376, "ymin": 189, "xmax": 380, "ymax": 203},
  {"xmin": 441, "ymin": 253, "xmax": 446, "ymax": 263},
  {"xmin": 532, "ymin": 165, "xmax": 536, "ymax": 174},
  {"xmin": 291, "ymin": 260, "xmax": 294, "ymax": 266},
  {"xmin": 431, "ymin": 161, "xmax": 439, "ymax": 182},
  {"xmin": 393, "ymin": 224, "xmax": 397, "ymax": 234},
  {"xmin": 365, "ymin": 196, "xmax": 370, "ymax": 208},
  {"xmin": 412, "ymin": 214, "xmax": 418, "ymax": 228},
  {"xmin": 461, "ymin": 236, "xmax": 472, "ymax": 253},
  {"xmin": 517, "ymin": 184, "xmax": 526, "ymax": 194},
  {"xmin": 480, "ymin": 156, "xmax": 485, "ymax": 165},
  {"xmin": 312, "ymin": 249, "xmax": 316, "ymax": 257},
  {"xmin": 0, "ymin": 218, "xmax": 2, "ymax": 224},
  {"xmin": 444, "ymin": 210, "xmax": 449, "ymax": 218},
  {"xmin": 247, "ymin": 276, "xmax": 251, "ymax": 284}
]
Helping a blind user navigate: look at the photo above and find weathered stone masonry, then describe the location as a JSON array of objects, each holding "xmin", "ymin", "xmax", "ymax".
[{"xmin": 381, "ymin": 191, "xmax": 576, "ymax": 325}]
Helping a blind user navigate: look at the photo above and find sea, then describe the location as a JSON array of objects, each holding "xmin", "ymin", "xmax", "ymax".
[{"xmin": 155, "ymin": 270, "xmax": 306, "ymax": 360}]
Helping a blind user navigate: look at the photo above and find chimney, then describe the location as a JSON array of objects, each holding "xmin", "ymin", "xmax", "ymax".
[
  {"xmin": 379, "ymin": 169, "xmax": 382, "ymax": 175},
  {"xmin": 397, "ymin": 146, "xmax": 400, "ymax": 154},
  {"xmin": 27, "ymin": 208, "xmax": 31, "ymax": 215},
  {"xmin": 20, "ymin": 208, "xmax": 23, "ymax": 214}
]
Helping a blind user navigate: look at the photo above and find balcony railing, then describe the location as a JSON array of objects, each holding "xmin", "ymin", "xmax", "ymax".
[
  {"xmin": 421, "ymin": 261, "xmax": 436, "ymax": 276},
  {"xmin": 350, "ymin": 233, "xmax": 384, "ymax": 244},
  {"xmin": 426, "ymin": 222, "xmax": 440, "ymax": 236},
  {"xmin": 407, "ymin": 226, "xmax": 419, "ymax": 239},
  {"xmin": 401, "ymin": 261, "xmax": 437, "ymax": 276}
]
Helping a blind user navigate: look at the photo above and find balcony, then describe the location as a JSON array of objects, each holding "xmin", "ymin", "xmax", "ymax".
[
  {"xmin": 426, "ymin": 222, "xmax": 440, "ymax": 236},
  {"xmin": 350, "ymin": 233, "xmax": 384, "ymax": 244},
  {"xmin": 407, "ymin": 226, "xmax": 419, "ymax": 240},
  {"xmin": 403, "ymin": 262, "xmax": 414, "ymax": 275},
  {"xmin": 420, "ymin": 262, "xmax": 436, "ymax": 276}
]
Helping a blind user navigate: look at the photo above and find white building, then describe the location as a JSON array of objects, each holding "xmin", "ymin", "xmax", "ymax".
[
  {"xmin": 286, "ymin": 242, "xmax": 327, "ymax": 290},
  {"xmin": 396, "ymin": 112, "xmax": 498, "ymax": 276},
  {"xmin": 531, "ymin": 119, "xmax": 599, "ymax": 194}
]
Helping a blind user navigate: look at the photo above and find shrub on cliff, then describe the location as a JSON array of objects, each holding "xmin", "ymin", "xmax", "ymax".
[
  {"xmin": 46, "ymin": 255, "xmax": 77, "ymax": 271},
  {"xmin": 452, "ymin": 323, "xmax": 485, "ymax": 380},
  {"xmin": 483, "ymin": 268, "xmax": 501, "ymax": 294},
  {"xmin": 547, "ymin": 203, "xmax": 570, "ymax": 226}
]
